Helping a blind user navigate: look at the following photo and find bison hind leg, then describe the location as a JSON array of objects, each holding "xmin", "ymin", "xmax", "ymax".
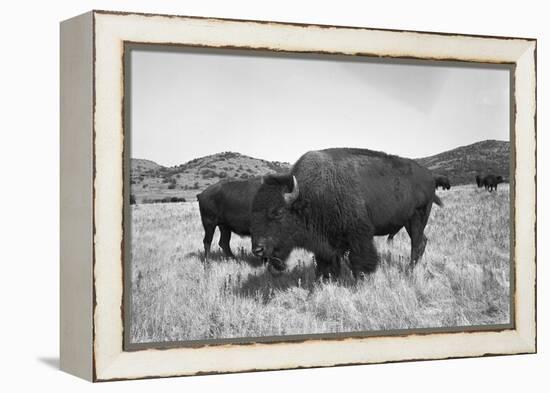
[
  {"xmin": 202, "ymin": 224, "xmax": 215, "ymax": 260},
  {"xmin": 407, "ymin": 202, "xmax": 432, "ymax": 267}
]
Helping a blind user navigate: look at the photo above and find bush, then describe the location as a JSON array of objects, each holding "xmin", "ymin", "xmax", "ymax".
[
  {"xmin": 193, "ymin": 182, "xmax": 200, "ymax": 189},
  {"xmin": 240, "ymin": 173, "xmax": 249, "ymax": 179},
  {"xmin": 200, "ymin": 169, "xmax": 217, "ymax": 179},
  {"xmin": 218, "ymin": 171, "xmax": 227, "ymax": 179},
  {"xmin": 130, "ymin": 194, "xmax": 136, "ymax": 205},
  {"xmin": 167, "ymin": 183, "xmax": 176, "ymax": 190},
  {"xmin": 141, "ymin": 196, "xmax": 185, "ymax": 204}
]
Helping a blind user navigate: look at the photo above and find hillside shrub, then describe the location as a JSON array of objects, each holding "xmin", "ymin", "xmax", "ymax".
[
  {"xmin": 142, "ymin": 196, "xmax": 186, "ymax": 204},
  {"xmin": 201, "ymin": 169, "xmax": 217, "ymax": 179}
]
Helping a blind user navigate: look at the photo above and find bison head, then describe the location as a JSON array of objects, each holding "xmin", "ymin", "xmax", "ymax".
[{"xmin": 250, "ymin": 174, "xmax": 305, "ymax": 272}]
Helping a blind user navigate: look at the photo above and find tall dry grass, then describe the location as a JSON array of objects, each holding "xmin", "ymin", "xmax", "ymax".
[{"xmin": 129, "ymin": 184, "xmax": 510, "ymax": 343}]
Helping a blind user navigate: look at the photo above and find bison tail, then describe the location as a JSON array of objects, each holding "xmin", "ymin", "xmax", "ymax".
[{"xmin": 433, "ymin": 194, "xmax": 444, "ymax": 208}]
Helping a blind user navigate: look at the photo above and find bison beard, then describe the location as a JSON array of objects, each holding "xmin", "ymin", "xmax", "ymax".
[{"xmin": 250, "ymin": 148, "xmax": 442, "ymax": 280}]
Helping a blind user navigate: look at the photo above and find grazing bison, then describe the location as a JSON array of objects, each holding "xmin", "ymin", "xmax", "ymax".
[
  {"xmin": 197, "ymin": 177, "xmax": 262, "ymax": 259},
  {"xmin": 475, "ymin": 174, "xmax": 504, "ymax": 192},
  {"xmin": 482, "ymin": 174, "xmax": 504, "ymax": 192},
  {"xmin": 475, "ymin": 175, "xmax": 483, "ymax": 188},
  {"xmin": 434, "ymin": 174, "xmax": 451, "ymax": 190},
  {"xmin": 250, "ymin": 148, "xmax": 443, "ymax": 280}
]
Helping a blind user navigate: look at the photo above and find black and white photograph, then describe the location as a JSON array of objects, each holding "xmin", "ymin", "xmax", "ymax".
[
  {"xmin": 1, "ymin": 0, "xmax": 545, "ymax": 388},
  {"xmin": 126, "ymin": 46, "xmax": 513, "ymax": 346}
]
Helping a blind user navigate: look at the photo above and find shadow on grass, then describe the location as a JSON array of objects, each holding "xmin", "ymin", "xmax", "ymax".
[
  {"xmin": 235, "ymin": 261, "xmax": 317, "ymax": 303},
  {"xmin": 185, "ymin": 248, "xmax": 265, "ymax": 268}
]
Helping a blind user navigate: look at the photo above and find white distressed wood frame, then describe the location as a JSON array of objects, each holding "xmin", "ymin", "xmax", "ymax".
[{"xmin": 60, "ymin": 10, "xmax": 536, "ymax": 382}]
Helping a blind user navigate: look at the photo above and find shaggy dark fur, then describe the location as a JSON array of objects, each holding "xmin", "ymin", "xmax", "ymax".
[
  {"xmin": 197, "ymin": 177, "xmax": 262, "ymax": 259},
  {"xmin": 250, "ymin": 148, "xmax": 442, "ymax": 280}
]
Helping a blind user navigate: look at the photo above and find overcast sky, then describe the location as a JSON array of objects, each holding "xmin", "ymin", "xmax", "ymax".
[{"xmin": 129, "ymin": 47, "xmax": 510, "ymax": 167}]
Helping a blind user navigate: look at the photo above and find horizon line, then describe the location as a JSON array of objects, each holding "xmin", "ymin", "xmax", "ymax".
[{"xmin": 132, "ymin": 138, "xmax": 510, "ymax": 168}]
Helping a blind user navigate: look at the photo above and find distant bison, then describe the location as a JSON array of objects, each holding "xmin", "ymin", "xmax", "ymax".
[
  {"xmin": 197, "ymin": 177, "xmax": 262, "ymax": 259},
  {"xmin": 434, "ymin": 175, "xmax": 451, "ymax": 190},
  {"xmin": 475, "ymin": 175, "xmax": 483, "ymax": 188},
  {"xmin": 482, "ymin": 174, "xmax": 504, "ymax": 192},
  {"xmin": 250, "ymin": 148, "xmax": 443, "ymax": 280},
  {"xmin": 476, "ymin": 174, "xmax": 504, "ymax": 192}
]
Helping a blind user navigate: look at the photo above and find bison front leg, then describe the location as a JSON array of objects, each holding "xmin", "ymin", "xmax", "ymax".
[
  {"xmin": 387, "ymin": 227, "xmax": 402, "ymax": 243},
  {"xmin": 218, "ymin": 225, "xmax": 235, "ymax": 258},
  {"xmin": 348, "ymin": 238, "xmax": 379, "ymax": 279},
  {"xmin": 314, "ymin": 253, "xmax": 341, "ymax": 282}
]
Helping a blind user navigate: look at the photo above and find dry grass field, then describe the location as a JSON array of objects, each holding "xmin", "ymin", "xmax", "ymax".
[{"xmin": 129, "ymin": 184, "xmax": 510, "ymax": 344}]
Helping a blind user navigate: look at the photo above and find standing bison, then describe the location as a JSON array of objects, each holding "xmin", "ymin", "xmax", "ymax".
[
  {"xmin": 197, "ymin": 177, "xmax": 262, "ymax": 259},
  {"xmin": 482, "ymin": 174, "xmax": 504, "ymax": 192},
  {"xmin": 250, "ymin": 148, "xmax": 442, "ymax": 280},
  {"xmin": 475, "ymin": 174, "xmax": 504, "ymax": 192},
  {"xmin": 434, "ymin": 174, "xmax": 451, "ymax": 190},
  {"xmin": 475, "ymin": 175, "xmax": 483, "ymax": 188}
]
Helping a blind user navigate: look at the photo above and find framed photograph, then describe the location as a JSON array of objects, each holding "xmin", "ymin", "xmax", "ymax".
[{"xmin": 60, "ymin": 10, "xmax": 537, "ymax": 382}]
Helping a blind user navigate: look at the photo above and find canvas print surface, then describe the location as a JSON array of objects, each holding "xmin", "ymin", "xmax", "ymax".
[{"xmin": 126, "ymin": 46, "xmax": 512, "ymax": 346}]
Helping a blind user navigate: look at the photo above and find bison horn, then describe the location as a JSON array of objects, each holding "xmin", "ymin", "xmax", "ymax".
[{"xmin": 283, "ymin": 176, "xmax": 299, "ymax": 205}]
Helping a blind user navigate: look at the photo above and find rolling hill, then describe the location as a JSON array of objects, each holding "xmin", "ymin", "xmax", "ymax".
[
  {"xmin": 130, "ymin": 152, "xmax": 290, "ymax": 202},
  {"xmin": 415, "ymin": 140, "xmax": 510, "ymax": 185},
  {"xmin": 131, "ymin": 140, "xmax": 510, "ymax": 202}
]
